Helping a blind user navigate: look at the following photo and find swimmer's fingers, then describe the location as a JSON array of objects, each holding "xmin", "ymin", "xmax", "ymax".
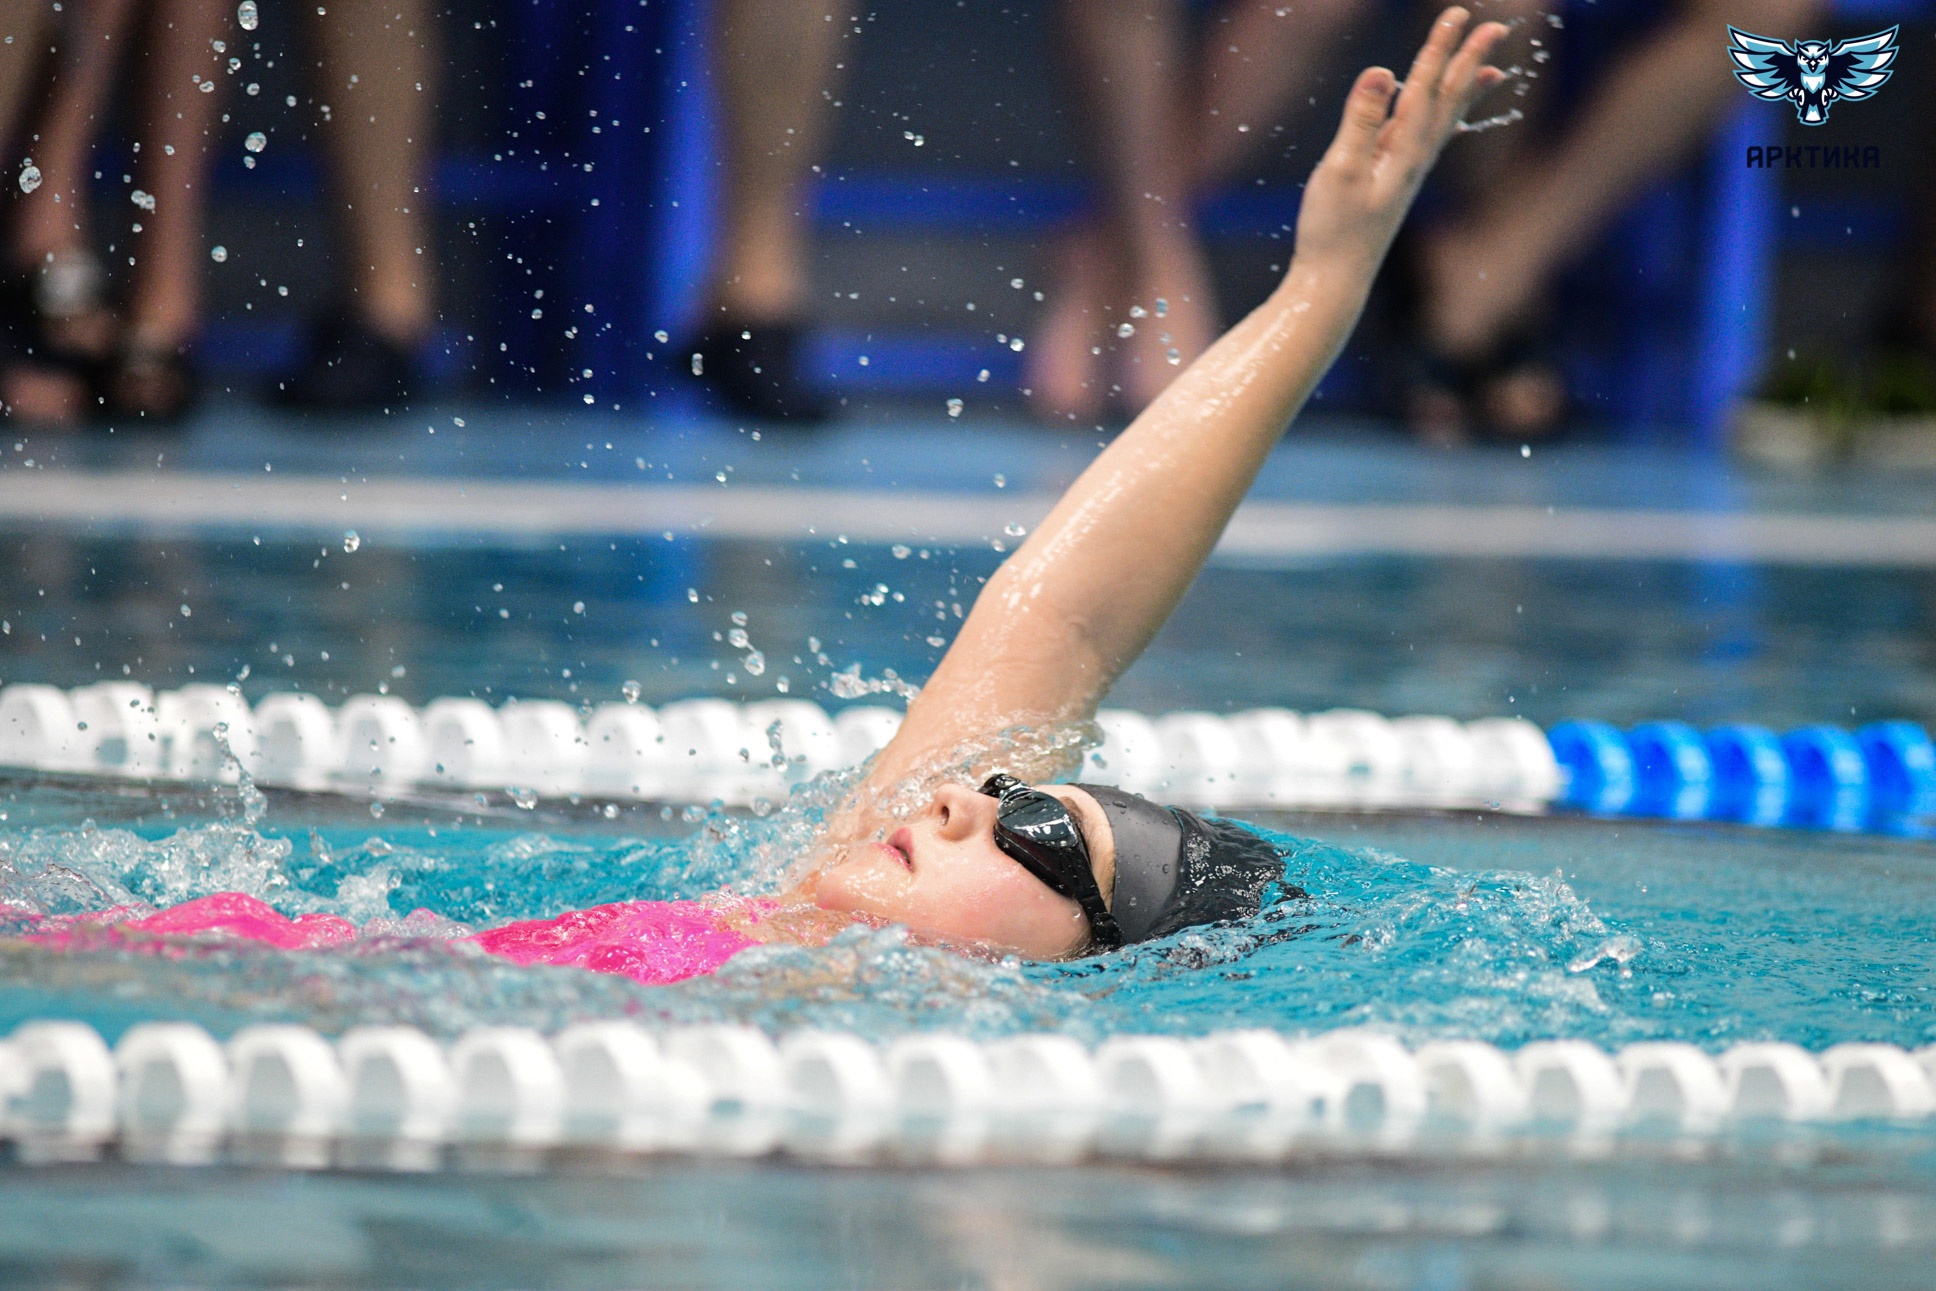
[
  {"xmin": 1401, "ymin": 5, "xmax": 1472, "ymax": 117},
  {"xmin": 1435, "ymin": 20, "xmax": 1510, "ymax": 132},
  {"xmin": 1390, "ymin": 12, "xmax": 1507, "ymax": 155},
  {"xmin": 1329, "ymin": 64, "xmax": 1400, "ymax": 168}
]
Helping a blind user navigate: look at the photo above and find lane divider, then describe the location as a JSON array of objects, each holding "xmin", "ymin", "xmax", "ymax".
[
  {"xmin": 3, "ymin": 1019, "xmax": 1931, "ymax": 1168},
  {"xmin": 0, "ymin": 683, "xmax": 1929, "ymax": 833}
]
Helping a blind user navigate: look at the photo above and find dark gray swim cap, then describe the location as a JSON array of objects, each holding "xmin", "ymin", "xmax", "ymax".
[{"xmin": 1073, "ymin": 784, "xmax": 1292, "ymax": 944}]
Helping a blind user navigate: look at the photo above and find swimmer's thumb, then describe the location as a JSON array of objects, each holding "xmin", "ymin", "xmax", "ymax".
[{"xmin": 1335, "ymin": 67, "xmax": 1397, "ymax": 161}]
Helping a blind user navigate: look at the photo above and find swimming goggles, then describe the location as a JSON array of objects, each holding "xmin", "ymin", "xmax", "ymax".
[{"xmin": 979, "ymin": 773, "xmax": 1124, "ymax": 948}]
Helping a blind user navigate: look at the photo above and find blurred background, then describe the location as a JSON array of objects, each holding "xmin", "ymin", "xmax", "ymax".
[
  {"xmin": 0, "ymin": 0, "xmax": 1933, "ymax": 729},
  {"xmin": 0, "ymin": 0, "xmax": 1927, "ymax": 438}
]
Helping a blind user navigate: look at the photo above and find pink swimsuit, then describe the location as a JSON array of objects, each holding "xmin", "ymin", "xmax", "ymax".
[{"xmin": 22, "ymin": 891, "xmax": 762, "ymax": 986}]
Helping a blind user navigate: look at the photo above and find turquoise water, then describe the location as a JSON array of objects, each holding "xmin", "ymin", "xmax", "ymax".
[
  {"xmin": 1, "ymin": 777, "xmax": 1929, "ymax": 1055},
  {"xmin": 5, "ymin": 434, "xmax": 1936, "ymax": 1285}
]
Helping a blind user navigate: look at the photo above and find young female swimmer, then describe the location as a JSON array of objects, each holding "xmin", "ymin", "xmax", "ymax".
[
  {"xmin": 795, "ymin": 8, "xmax": 1508, "ymax": 960},
  {"xmin": 35, "ymin": 12, "xmax": 1507, "ymax": 980}
]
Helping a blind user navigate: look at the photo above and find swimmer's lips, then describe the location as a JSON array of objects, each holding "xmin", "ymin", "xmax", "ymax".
[{"xmin": 879, "ymin": 828, "xmax": 915, "ymax": 872}]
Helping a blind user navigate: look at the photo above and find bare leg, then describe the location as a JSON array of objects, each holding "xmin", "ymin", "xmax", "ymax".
[
  {"xmin": 310, "ymin": 0, "xmax": 437, "ymax": 346},
  {"xmin": 0, "ymin": 0, "xmax": 51, "ymax": 158},
  {"xmin": 1046, "ymin": 0, "xmax": 1217, "ymax": 418},
  {"xmin": 121, "ymin": 0, "xmax": 227, "ymax": 351},
  {"xmin": 1191, "ymin": 0, "xmax": 1366, "ymax": 188},
  {"xmin": 13, "ymin": 0, "xmax": 138, "ymax": 271},
  {"xmin": 709, "ymin": 0, "xmax": 846, "ymax": 325},
  {"xmin": 6, "ymin": 0, "xmax": 136, "ymax": 423}
]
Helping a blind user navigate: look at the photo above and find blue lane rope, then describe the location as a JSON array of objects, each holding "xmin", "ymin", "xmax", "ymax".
[{"xmin": 1549, "ymin": 718, "xmax": 1936, "ymax": 836}]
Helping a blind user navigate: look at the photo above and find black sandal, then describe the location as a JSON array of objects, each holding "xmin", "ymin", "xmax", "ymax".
[
  {"xmin": 1384, "ymin": 228, "xmax": 1569, "ymax": 445},
  {"xmin": 0, "ymin": 250, "xmax": 113, "ymax": 423},
  {"xmin": 686, "ymin": 320, "xmax": 833, "ymax": 423}
]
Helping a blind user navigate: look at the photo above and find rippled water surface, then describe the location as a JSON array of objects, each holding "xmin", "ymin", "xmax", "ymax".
[{"xmin": 1, "ymin": 779, "xmax": 1928, "ymax": 1054}]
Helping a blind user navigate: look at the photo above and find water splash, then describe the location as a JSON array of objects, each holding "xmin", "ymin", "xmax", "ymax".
[{"xmin": 1456, "ymin": 108, "xmax": 1525, "ymax": 135}]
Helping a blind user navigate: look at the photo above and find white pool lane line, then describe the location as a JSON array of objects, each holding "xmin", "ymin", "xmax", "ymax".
[{"xmin": 3, "ymin": 470, "xmax": 1935, "ymax": 566}]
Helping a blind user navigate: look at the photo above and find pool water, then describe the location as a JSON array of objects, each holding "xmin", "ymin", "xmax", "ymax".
[
  {"xmin": 4, "ymin": 530, "xmax": 1934, "ymax": 731},
  {"xmin": 5, "ymin": 426, "xmax": 1936, "ymax": 1285}
]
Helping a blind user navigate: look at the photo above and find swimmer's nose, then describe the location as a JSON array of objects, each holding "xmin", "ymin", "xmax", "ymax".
[{"xmin": 932, "ymin": 783, "xmax": 992, "ymax": 840}]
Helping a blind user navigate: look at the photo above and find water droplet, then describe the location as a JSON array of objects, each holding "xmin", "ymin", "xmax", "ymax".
[
  {"xmin": 209, "ymin": 244, "xmax": 227, "ymax": 262},
  {"xmin": 572, "ymin": 600, "xmax": 585, "ymax": 614},
  {"xmin": 1154, "ymin": 298, "xmax": 1169, "ymax": 317},
  {"xmin": 742, "ymin": 650, "xmax": 766, "ymax": 676},
  {"xmin": 1009, "ymin": 277, "xmax": 1024, "ymax": 289},
  {"xmin": 727, "ymin": 627, "xmax": 750, "ymax": 649},
  {"xmin": 342, "ymin": 529, "xmax": 360, "ymax": 552},
  {"xmin": 510, "ymin": 787, "xmax": 539, "ymax": 810},
  {"xmin": 992, "ymin": 473, "xmax": 1006, "ymax": 488},
  {"xmin": 1128, "ymin": 305, "xmax": 1147, "ymax": 319},
  {"xmin": 244, "ymin": 131, "xmax": 266, "ymax": 153},
  {"xmin": 1166, "ymin": 348, "xmax": 1181, "ymax": 365},
  {"xmin": 1520, "ymin": 444, "xmax": 1532, "ymax": 458},
  {"xmin": 131, "ymin": 189, "xmax": 155, "ymax": 212},
  {"xmin": 945, "ymin": 397, "xmax": 963, "ymax": 418},
  {"xmin": 179, "ymin": 603, "xmax": 192, "ymax": 617},
  {"xmin": 1004, "ymin": 522, "xmax": 1026, "ymax": 537},
  {"xmin": 891, "ymin": 544, "xmax": 911, "ymax": 559},
  {"xmin": 653, "ymin": 329, "xmax": 669, "ymax": 343},
  {"xmin": 237, "ymin": 0, "xmax": 258, "ymax": 29},
  {"xmin": 621, "ymin": 679, "xmax": 642, "ymax": 703},
  {"xmin": 1008, "ymin": 337, "xmax": 1024, "ymax": 352},
  {"xmin": 857, "ymin": 355, "xmax": 870, "ymax": 366},
  {"xmin": 1116, "ymin": 323, "xmax": 1135, "ymax": 338},
  {"xmin": 17, "ymin": 163, "xmax": 40, "ymax": 194},
  {"xmin": 369, "ymin": 800, "xmax": 385, "ymax": 818}
]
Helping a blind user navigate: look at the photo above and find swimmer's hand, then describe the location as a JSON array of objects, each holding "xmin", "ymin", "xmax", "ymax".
[{"xmin": 1290, "ymin": 7, "xmax": 1507, "ymax": 278}]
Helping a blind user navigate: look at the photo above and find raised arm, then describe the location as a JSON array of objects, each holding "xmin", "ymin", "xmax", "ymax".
[{"xmin": 863, "ymin": 10, "xmax": 1507, "ymax": 789}]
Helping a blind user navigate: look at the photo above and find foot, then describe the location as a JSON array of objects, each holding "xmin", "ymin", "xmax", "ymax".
[
  {"xmin": 1, "ymin": 364, "xmax": 89, "ymax": 426},
  {"xmin": 1025, "ymin": 227, "xmax": 1109, "ymax": 425},
  {"xmin": 275, "ymin": 312, "xmax": 415, "ymax": 411},
  {"xmin": 1417, "ymin": 225, "xmax": 1567, "ymax": 441},
  {"xmin": 104, "ymin": 334, "xmax": 199, "ymax": 425}
]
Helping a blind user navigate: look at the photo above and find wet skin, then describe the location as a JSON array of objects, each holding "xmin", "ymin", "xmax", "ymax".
[{"xmin": 811, "ymin": 783, "xmax": 1119, "ymax": 961}]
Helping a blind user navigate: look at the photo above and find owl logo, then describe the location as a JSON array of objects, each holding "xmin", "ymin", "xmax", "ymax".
[{"xmin": 1728, "ymin": 26, "xmax": 1898, "ymax": 125}]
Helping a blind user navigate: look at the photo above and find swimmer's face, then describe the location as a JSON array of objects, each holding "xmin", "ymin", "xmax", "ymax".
[{"xmin": 812, "ymin": 782, "xmax": 1116, "ymax": 960}]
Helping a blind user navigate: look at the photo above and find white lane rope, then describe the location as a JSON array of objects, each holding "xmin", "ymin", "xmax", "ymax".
[
  {"xmin": 0, "ymin": 684, "xmax": 1564, "ymax": 813},
  {"xmin": 2, "ymin": 1019, "xmax": 1930, "ymax": 1169}
]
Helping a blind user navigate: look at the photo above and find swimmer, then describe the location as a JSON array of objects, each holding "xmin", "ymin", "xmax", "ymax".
[
  {"xmin": 790, "ymin": 8, "xmax": 1508, "ymax": 959},
  {"xmin": 24, "ymin": 11, "xmax": 1507, "ymax": 981}
]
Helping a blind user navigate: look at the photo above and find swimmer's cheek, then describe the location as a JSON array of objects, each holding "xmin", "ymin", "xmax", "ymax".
[{"xmin": 811, "ymin": 852, "xmax": 914, "ymax": 919}]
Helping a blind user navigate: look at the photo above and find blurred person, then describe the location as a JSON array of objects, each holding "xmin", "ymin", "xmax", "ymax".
[
  {"xmin": 274, "ymin": 0, "xmax": 437, "ymax": 410},
  {"xmin": 686, "ymin": 0, "xmax": 851, "ymax": 422},
  {"xmin": 0, "ymin": 0, "xmax": 63, "ymax": 418},
  {"xmin": 3, "ymin": 0, "xmax": 228, "ymax": 425},
  {"xmin": 1035, "ymin": 0, "xmax": 1820, "ymax": 439},
  {"xmin": 1401, "ymin": 0, "xmax": 1821, "ymax": 441}
]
